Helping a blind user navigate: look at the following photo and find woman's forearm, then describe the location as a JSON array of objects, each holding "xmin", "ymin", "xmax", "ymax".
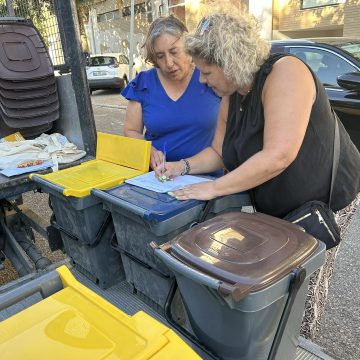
[
  {"xmin": 187, "ymin": 146, "xmax": 224, "ymax": 174},
  {"xmin": 124, "ymin": 128, "xmax": 144, "ymax": 140}
]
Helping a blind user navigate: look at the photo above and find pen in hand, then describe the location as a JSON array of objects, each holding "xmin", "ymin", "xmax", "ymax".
[{"xmin": 160, "ymin": 142, "xmax": 168, "ymax": 182}]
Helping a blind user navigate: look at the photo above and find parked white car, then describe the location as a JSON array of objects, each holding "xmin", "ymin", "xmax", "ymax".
[{"xmin": 86, "ymin": 53, "xmax": 129, "ymax": 93}]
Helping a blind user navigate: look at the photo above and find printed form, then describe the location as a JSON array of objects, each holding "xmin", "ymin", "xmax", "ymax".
[{"xmin": 125, "ymin": 171, "xmax": 212, "ymax": 193}]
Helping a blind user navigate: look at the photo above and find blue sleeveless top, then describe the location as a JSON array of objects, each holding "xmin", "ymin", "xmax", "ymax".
[{"xmin": 121, "ymin": 67, "xmax": 221, "ymax": 161}]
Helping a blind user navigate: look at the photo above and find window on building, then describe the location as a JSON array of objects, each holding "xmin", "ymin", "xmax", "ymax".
[
  {"xmin": 301, "ymin": 0, "xmax": 346, "ymax": 10},
  {"xmin": 97, "ymin": 10, "xmax": 120, "ymax": 23},
  {"xmin": 122, "ymin": 1, "xmax": 152, "ymax": 23},
  {"xmin": 289, "ymin": 47, "xmax": 357, "ymax": 87},
  {"xmin": 169, "ymin": 0, "xmax": 185, "ymax": 23}
]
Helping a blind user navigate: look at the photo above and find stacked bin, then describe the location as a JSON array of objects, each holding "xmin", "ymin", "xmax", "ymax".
[
  {"xmin": 31, "ymin": 133, "xmax": 151, "ymax": 288},
  {"xmin": 0, "ymin": 265, "xmax": 202, "ymax": 360},
  {"xmin": 155, "ymin": 212, "xmax": 326, "ymax": 360},
  {"xmin": 0, "ymin": 18, "xmax": 59, "ymax": 138},
  {"xmin": 92, "ymin": 183, "xmax": 250, "ymax": 311}
]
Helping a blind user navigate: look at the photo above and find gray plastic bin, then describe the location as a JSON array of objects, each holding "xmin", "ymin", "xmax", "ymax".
[
  {"xmin": 155, "ymin": 212, "xmax": 326, "ymax": 360},
  {"xmin": 92, "ymin": 184, "xmax": 250, "ymax": 312},
  {"xmin": 32, "ymin": 176, "xmax": 124, "ymax": 289}
]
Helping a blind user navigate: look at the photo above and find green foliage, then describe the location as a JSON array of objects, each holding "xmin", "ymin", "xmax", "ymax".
[{"xmin": 0, "ymin": 1, "xmax": 56, "ymax": 47}]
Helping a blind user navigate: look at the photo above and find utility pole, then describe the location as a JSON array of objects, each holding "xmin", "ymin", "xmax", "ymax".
[
  {"xmin": 6, "ymin": 0, "xmax": 15, "ymax": 16},
  {"xmin": 129, "ymin": 0, "xmax": 135, "ymax": 81},
  {"xmin": 160, "ymin": 0, "xmax": 169, "ymax": 16}
]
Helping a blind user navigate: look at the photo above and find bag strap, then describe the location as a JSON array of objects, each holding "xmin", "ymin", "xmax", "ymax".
[{"xmin": 329, "ymin": 110, "xmax": 340, "ymax": 208}]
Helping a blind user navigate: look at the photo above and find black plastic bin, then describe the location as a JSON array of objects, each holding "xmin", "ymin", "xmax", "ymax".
[{"xmin": 32, "ymin": 176, "xmax": 124, "ymax": 289}]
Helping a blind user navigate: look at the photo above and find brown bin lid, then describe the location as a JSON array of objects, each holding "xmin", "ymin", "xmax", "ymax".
[
  {"xmin": 20, "ymin": 122, "xmax": 53, "ymax": 138},
  {"xmin": 0, "ymin": 83, "xmax": 57, "ymax": 100},
  {"xmin": 168, "ymin": 212, "xmax": 318, "ymax": 296},
  {"xmin": 0, "ymin": 91, "xmax": 58, "ymax": 109},
  {"xmin": 1, "ymin": 107, "xmax": 59, "ymax": 128},
  {"xmin": 0, "ymin": 23, "xmax": 53, "ymax": 80},
  {"xmin": 0, "ymin": 116, "xmax": 53, "ymax": 138},
  {"xmin": 0, "ymin": 75, "xmax": 55, "ymax": 90},
  {"xmin": 0, "ymin": 99, "xmax": 59, "ymax": 118}
]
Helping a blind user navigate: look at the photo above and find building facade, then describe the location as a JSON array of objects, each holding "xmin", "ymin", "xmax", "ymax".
[
  {"xmin": 274, "ymin": 0, "xmax": 360, "ymax": 39},
  {"xmin": 85, "ymin": 0, "xmax": 360, "ymax": 62}
]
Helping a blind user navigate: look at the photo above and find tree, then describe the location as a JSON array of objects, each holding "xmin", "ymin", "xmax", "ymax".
[
  {"xmin": 0, "ymin": 0, "xmax": 55, "ymax": 46},
  {"xmin": 75, "ymin": 0, "xmax": 95, "ymax": 53}
]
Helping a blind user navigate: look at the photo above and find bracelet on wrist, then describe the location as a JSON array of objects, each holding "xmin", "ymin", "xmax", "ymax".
[{"xmin": 180, "ymin": 159, "xmax": 190, "ymax": 176}]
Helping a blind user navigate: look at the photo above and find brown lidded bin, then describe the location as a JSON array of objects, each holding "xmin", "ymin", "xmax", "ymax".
[
  {"xmin": 0, "ymin": 19, "xmax": 59, "ymax": 138},
  {"xmin": 154, "ymin": 212, "xmax": 326, "ymax": 360}
]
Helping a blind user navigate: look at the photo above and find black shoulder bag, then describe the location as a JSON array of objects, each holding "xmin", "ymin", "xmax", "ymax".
[{"xmin": 283, "ymin": 110, "xmax": 341, "ymax": 250}]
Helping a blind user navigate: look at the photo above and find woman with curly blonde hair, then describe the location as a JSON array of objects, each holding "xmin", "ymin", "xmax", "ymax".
[{"xmin": 158, "ymin": 11, "xmax": 360, "ymax": 341}]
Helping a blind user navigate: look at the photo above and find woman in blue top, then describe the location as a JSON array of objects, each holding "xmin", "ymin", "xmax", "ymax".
[{"xmin": 121, "ymin": 15, "xmax": 225, "ymax": 174}]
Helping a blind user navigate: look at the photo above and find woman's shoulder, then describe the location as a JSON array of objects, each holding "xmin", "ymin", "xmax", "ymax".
[
  {"xmin": 121, "ymin": 68, "xmax": 157, "ymax": 99},
  {"xmin": 130, "ymin": 68, "xmax": 157, "ymax": 89}
]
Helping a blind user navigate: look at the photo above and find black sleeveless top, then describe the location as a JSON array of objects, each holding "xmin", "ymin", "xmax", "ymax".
[{"xmin": 222, "ymin": 53, "xmax": 360, "ymax": 218}]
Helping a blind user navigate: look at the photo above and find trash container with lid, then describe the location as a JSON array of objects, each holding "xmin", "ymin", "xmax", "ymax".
[
  {"xmin": 31, "ymin": 133, "xmax": 151, "ymax": 288},
  {"xmin": 0, "ymin": 265, "xmax": 202, "ymax": 360},
  {"xmin": 154, "ymin": 211, "xmax": 326, "ymax": 360},
  {"xmin": 92, "ymin": 184, "xmax": 250, "ymax": 311}
]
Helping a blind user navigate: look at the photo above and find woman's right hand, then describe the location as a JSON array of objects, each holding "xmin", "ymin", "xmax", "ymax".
[
  {"xmin": 154, "ymin": 160, "xmax": 184, "ymax": 180},
  {"xmin": 150, "ymin": 147, "xmax": 165, "ymax": 170}
]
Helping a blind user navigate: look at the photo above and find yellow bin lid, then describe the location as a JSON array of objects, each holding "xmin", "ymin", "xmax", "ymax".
[
  {"xmin": 31, "ymin": 133, "xmax": 151, "ymax": 197},
  {"xmin": 0, "ymin": 266, "xmax": 201, "ymax": 360}
]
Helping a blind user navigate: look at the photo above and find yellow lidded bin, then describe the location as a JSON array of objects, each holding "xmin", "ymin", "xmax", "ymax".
[
  {"xmin": 0, "ymin": 266, "xmax": 201, "ymax": 360},
  {"xmin": 31, "ymin": 132, "xmax": 151, "ymax": 198},
  {"xmin": 29, "ymin": 133, "xmax": 151, "ymax": 289}
]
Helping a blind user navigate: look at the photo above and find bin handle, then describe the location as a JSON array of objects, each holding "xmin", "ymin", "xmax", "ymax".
[
  {"xmin": 153, "ymin": 246, "xmax": 253, "ymax": 302},
  {"xmin": 92, "ymin": 188, "xmax": 147, "ymax": 217},
  {"xmin": 31, "ymin": 175, "xmax": 65, "ymax": 194}
]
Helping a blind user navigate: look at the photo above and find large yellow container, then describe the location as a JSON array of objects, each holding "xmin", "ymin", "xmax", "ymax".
[
  {"xmin": 31, "ymin": 132, "xmax": 151, "ymax": 197},
  {"xmin": 0, "ymin": 266, "xmax": 201, "ymax": 360}
]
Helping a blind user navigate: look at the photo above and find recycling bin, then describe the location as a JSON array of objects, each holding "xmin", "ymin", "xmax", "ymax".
[
  {"xmin": 92, "ymin": 184, "xmax": 250, "ymax": 311},
  {"xmin": 154, "ymin": 211, "xmax": 326, "ymax": 360},
  {"xmin": 0, "ymin": 265, "xmax": 201, "ymax": 360},
  {"xmin": 31, "ymin": 133, "xmax": 151, "ymax": 288}
]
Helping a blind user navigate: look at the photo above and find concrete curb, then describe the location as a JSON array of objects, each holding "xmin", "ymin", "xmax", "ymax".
[{"xmin": 92, "ymin": 104, "xmax": 127, "ymax": 110}]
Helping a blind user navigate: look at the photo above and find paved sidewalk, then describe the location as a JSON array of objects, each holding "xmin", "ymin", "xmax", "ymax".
[
  {"xmin": 317, "ymin": 206, "xmax": 360, "ymax": 360},
  {"xmin": 91, "ymin": 90, "xmax": 128, "ymax": 109}
]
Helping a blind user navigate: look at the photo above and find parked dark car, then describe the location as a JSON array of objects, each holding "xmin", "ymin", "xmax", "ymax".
[{"xmin": 270, "ymin": 38, "xmax": 360, "ymax": 151}]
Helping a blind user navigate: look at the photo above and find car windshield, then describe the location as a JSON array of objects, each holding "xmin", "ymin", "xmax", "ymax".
[
  {"xmin": 89, "ymin": 56, "xmax": 116, "ymax": 66},
  {"xmin": 335, "ymin": 42, "xmax": 360, "ymax": 60}
]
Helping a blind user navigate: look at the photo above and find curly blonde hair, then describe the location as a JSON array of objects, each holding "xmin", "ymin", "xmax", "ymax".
[{"xmin": 185, "ymin": 12, "xmax": 270, "ymax": 88}]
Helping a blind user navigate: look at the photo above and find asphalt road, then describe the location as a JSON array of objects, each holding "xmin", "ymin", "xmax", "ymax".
[{"xmin": 91, "ymin": 89, "xmax": 127, "ymax": 135}]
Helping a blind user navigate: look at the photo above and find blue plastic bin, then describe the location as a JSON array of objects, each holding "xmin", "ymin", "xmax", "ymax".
[{"xmin": 93, "ymin": 184, "xmax": 250, "ymax": 311}]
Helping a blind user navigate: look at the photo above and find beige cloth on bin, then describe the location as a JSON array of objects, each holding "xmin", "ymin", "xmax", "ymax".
[{"xmin": 0, "ymin": 133, "xmax": 86, "ymax": 171}]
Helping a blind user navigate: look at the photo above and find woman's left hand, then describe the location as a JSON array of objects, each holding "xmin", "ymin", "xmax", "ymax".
[{"xmin": 170, "ymin": 181, "xmax": 218, "ymax": 201}]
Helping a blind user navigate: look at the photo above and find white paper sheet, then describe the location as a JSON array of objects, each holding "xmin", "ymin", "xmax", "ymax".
[
  {"xmin": 125, "ymin": 171, "xmax": 212, "ymax": 193},
  {"xmin": 0, "ymin": 161, "xmax": 54, "ymax": 177}
]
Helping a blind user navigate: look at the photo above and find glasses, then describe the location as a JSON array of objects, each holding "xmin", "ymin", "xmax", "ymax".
[{"xmin": 198, "ymin": 18, "xmax": 211, "ymax": 36}]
